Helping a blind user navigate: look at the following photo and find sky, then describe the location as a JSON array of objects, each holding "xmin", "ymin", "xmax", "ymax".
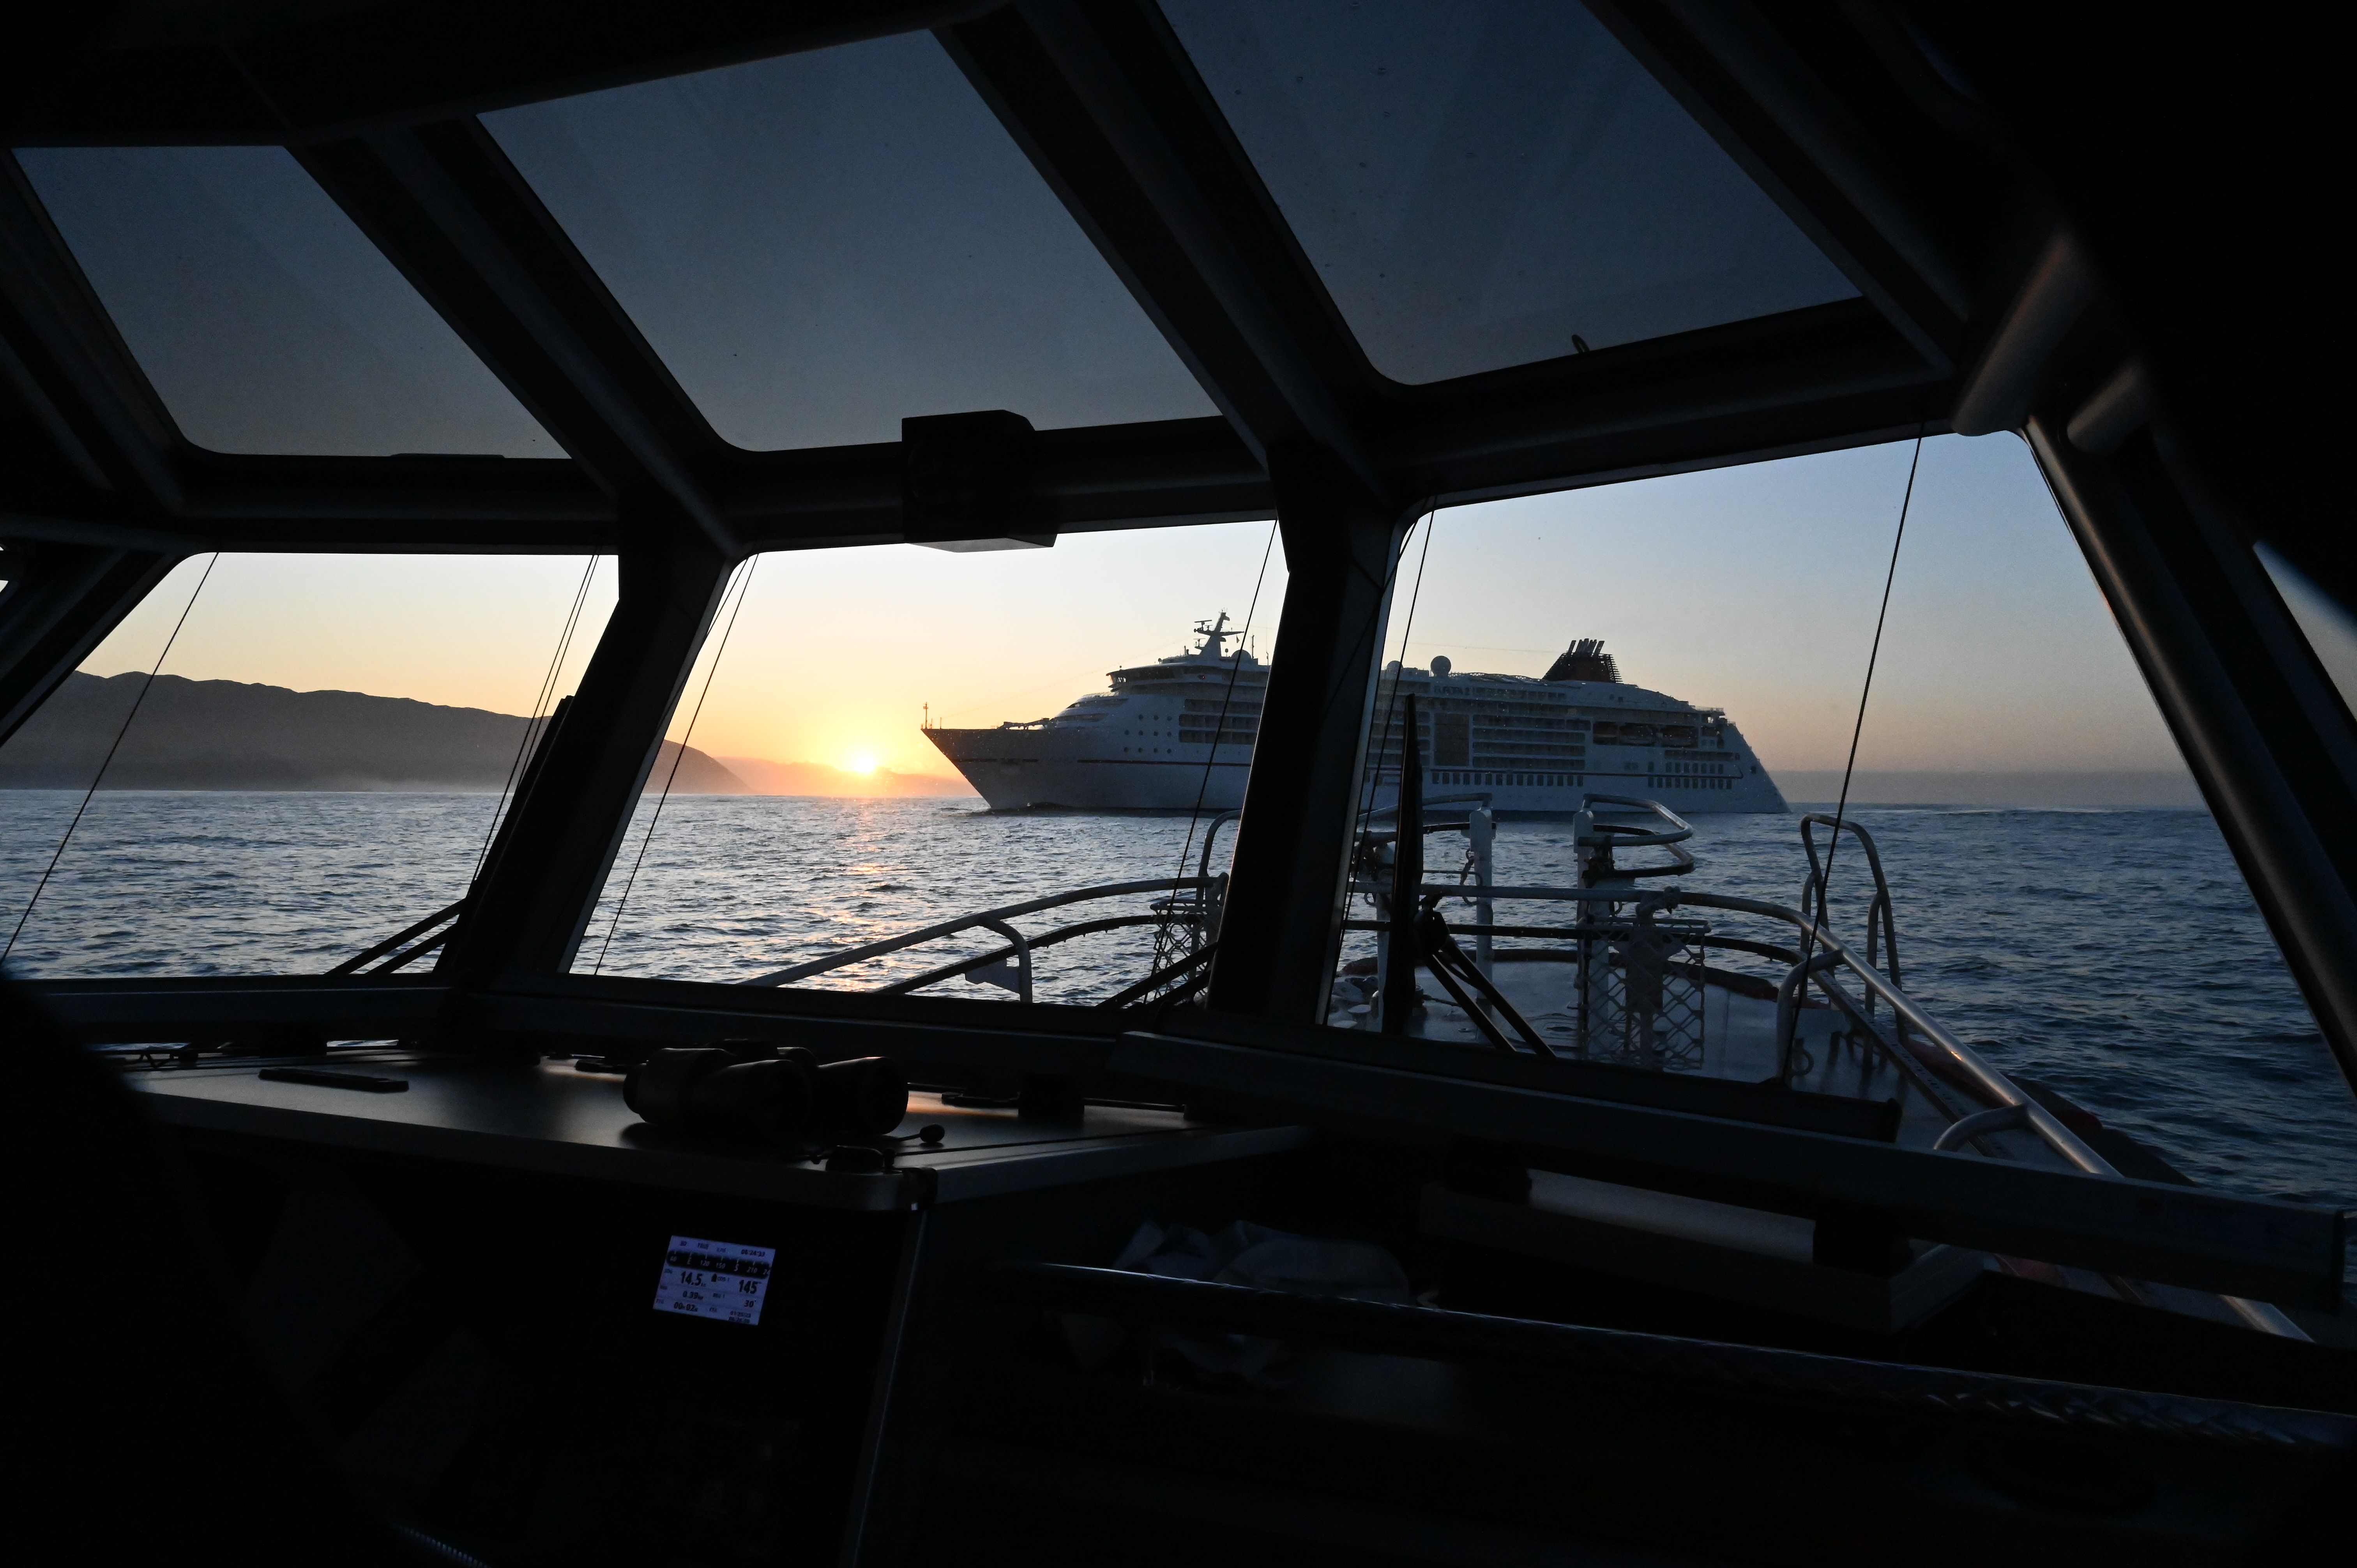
[
  {"xmin": 1160, "ymin": 0, "xmax": 1855, "ymax": 381},
  {"xmin": 16, "ymin": 29, "xmax": 1209, "ymax": 460},
  {"xmin": 78, "ymin": 431, "xmax": 2219, "ymax": 785},
  {"xmin": 17, "ymin": 144, "xmax": 559, "ymax": 458},
  {"xmin": 87, "ymin": 553, "xmax": 618, "ymax": 734},
  {"xmin": 1386, "ymin": 431, "xmax": 2187, "ymax": 774},
  {"xmin": 28, "ymin": 12, "xmax": 2283, "ymax": 789},
  {"xmin": 654, "ymin": 525, "xmax": 1288, "ymax": 774}
]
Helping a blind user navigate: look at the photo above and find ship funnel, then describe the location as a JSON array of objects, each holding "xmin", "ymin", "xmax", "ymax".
[{"xmin": 1543, "ymin": 638, "xmax": 1620, "ymax": 683}]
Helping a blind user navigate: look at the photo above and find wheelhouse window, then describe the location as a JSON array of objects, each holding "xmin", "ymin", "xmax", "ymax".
[
  {"xmin": 576, "ymin": 522, "xmax": 1282, "ymax": 1003},
  {"xmin": 0, "ymin": 554, "xmax": 612, "ymax": 975},
  {"xmin": 1320, "ymin": 435, "xmax": 2353, "ymax": 1206}
]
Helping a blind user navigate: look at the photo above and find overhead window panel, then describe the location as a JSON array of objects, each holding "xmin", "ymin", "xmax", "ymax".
[
  {"xmin": 1160, "ymin": 0, "xmax": 1859, "ymax": 383},
  {"xmin": 14, "ymin": 147, "xmax": 556, "ymax": 457},
  {"xmin": 484, "ymin": 33, "xmax": 1216, "ymax": 452}
]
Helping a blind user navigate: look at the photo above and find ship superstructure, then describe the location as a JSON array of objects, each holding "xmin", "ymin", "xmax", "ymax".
[
  {"xmin": 925, "ymin": 614, "xmax": 1269, "ymax": 811},
  {"xmin": 925, "ymin": 625, "xmax": 1785, "ymax": 814}
]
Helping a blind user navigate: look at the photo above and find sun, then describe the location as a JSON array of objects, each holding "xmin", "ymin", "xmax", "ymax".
[{"xmin": 847, "ymin": 752, "xmax": 879, "ymax": 775}]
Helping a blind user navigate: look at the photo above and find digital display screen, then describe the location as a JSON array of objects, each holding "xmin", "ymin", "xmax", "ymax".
[{"xmin": 652, "ymin": 1236, "xmax": 775, "ymax": 1325}]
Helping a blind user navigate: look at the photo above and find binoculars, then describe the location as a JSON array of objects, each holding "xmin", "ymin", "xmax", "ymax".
[{"xmin": 625, "ymin": 1044, "xmax": 907, "ymax": 1147}]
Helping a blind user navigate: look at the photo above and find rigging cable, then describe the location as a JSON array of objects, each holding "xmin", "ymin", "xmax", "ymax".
[
  {"xmin": 1364, "ymin": 510, "xmax": 1436, "ymax": 809},
  {"xmin": 1138, "ymin": 500, "xmax": 1432, "ymax": 1010},
  {"xmin": 1150, "ymin": 520, "xmax": 1280, "ymax": 978},
  {"xmin": 470, "ymin": 552, "xmax": 603, "ymax": 885},
  {"xmin": 592, "ymin": 556, "xmax": 759, "ymax": 976},
  {"xmin": 1354, "ymin": 507, "xmax": 1438, "ymax": 855},
  {"xmin": 1792, "ymin": 426, "xmax": 1925, "ymax": 1021},
  {"xmin": 1342, "ymin": 509, "xmax": 1438, "ymax": 1021},
  {"xmin": 3, "ymin": 553, "xmax": 220, "ymax": 967}
]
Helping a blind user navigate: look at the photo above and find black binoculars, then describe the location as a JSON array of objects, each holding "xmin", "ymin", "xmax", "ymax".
[{"xmin": 624, "ymin": 1044, "xmax": 907, "ymax": 1146}]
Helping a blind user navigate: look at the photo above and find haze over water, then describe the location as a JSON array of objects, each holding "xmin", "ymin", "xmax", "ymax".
[{"xmin": 5, "ymin": 791, "xmax": 2351, "ymax": 1232}]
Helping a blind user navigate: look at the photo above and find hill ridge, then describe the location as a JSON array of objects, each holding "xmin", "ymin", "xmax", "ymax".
[{"xmin": 0, "ymin": 671, "xmax": 746, "ymax": 793}]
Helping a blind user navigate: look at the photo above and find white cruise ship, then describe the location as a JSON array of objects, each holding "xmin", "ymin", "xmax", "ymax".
[{"xmin": 923, "ymin": 620, "xmax": 1785, "ymax": 815}]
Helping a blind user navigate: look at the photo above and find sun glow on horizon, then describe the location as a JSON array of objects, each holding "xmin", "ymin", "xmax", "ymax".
[{"xmin": 846, "ymin": 752, "xmax": 880, "ymax": 775}]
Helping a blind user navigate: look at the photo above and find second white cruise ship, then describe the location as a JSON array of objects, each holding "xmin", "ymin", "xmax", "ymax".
[{"xmin": 923, "ymin": 618, "xmax": 1786, "ymax": 815}]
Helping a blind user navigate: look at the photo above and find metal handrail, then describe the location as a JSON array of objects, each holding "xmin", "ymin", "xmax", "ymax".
[
  {"xmin": 1360, "ymin": 883, "xmax": 1681, "ymax": 903},
  {"xmin": 1795, "ymin": 964, "xmax": 1988, "ymax": 1117},
  {"xmin": 1934, "ymin": 1104, "xmax": 2033, "ymax": 1150},
  {"xmin": 740, "ymin": 877, "xmax": 1212, "ymax": 987},
  {"xmin": 1417, "ymin": 879, "xmax": 2305, "ymax": 1338},
  {"xmin": 1677, "ymin": 892, "xmax": 2109, "ymax": 1162},
  {"xmin": 1196, "ymin": 810, "xmax": 1242, "ymax": 881},
  {"xmin": 876, "ymin": 913, "xmax": 1160, "ymax": 996},
  {"xmin": 328, "ymin": 899, "xmax": 464, "ymax": 976},
  {"xmin": 1378, "ymin": 879, "xmax": 2208, "ymax": 1175},
  {"xmin": 1362, "ymin": 792, "xmax": 1495, "ymax": 823},
  {"xmin": 1579, "ymin": 793, "xmax": 1695, "ymax": 848},
  {"xmin": 1800, "ymin": 813, "xmax": 1901, "ymax": 990}
]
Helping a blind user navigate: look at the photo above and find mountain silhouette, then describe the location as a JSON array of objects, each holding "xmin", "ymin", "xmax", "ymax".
[{"xmin": 0, "ymin": 671, "xmax": 746, "ymax": 793}]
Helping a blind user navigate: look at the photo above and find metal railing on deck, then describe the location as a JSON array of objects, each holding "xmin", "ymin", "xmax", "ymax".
[
  {"xmin": 1376, "ymin": 875, "xmax": 2308, "ymax": 1340},
  {"xmin": 326, "ymin": 899, "xmax": 463, "ymax": 976},
  {"xmin": 1800, "ymin": 813, "xmax": 1902, "ymax": 995},
  {"xmin": 739, "ymin": 877, "xmax": 1217, "ymax": 1003}
]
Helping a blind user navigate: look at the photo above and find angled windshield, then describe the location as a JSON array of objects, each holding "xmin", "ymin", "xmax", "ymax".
[
  {"xmin": 1160, "ymin": 0, "xmax": 1858, "ymax": 382},
  {"xmin": 576, "ymin": 523, "xmax": 1283, "ymax": 1001},
  {"xmin": 0, "ymin": 554, "xmax": 613, "ymax": 976},
  {"xmin": 15, "ymin": 146, "xmax": 556, "ymax": 457},
  {"xmin": 484, "ymin": 32, "xmax": 1216, "ymax": 452}
]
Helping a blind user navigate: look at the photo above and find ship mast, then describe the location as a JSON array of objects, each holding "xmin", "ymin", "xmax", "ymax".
[{"xmin": 1193, "ymin": 611, "xmax": 1236, "ymax": 659}]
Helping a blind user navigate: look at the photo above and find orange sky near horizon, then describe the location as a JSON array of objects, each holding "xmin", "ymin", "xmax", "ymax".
[
  {"xmin": 652, "ymin": 523, "xmax": 1288, "ymax": 777},
  {"xmin": 78, "ymin": 524, "xmax": 1293, "ymax": 785},
  {"xmin": 75, "ymin": 433, "xmax": 2344, "ymax": 789}
]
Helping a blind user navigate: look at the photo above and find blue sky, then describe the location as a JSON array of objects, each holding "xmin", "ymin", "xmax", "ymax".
[{"xmin": 1400, "ymin": 431, "xmax": 2186, "ymax": 773}]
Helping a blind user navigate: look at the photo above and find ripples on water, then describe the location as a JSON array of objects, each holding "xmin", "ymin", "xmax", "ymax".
[{"xmin": 4, "ymin": 790, "xmax": 2353, "ymax": 1215}]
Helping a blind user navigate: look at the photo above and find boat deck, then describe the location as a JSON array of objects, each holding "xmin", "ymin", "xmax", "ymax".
[{"xmin": 1355, "ymin": 958, "xmax": 1993, "ymax": 1155}]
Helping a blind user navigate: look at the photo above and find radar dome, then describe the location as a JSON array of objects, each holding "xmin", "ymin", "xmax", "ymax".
[{"xmin": 1430, "ymin": 655, "xmax": 1452, "ymax": 677}]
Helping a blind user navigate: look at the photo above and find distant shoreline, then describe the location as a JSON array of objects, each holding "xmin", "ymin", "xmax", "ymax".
[
  {"xmin": 0, "ymin": 786, "xmax": 975, "ymax": 796},
  {"xmin": 1774, "ymin": 769, "xmax": 2201, "ymax": 809},
  {"xmin": 0, "ymin": 671, "xmax": 979, "ymax": 797},
  {"xmin": 1, "ymin": 676, "xmax": 2191, "ymax": 808},
  {"xmin": 2, "ymin": 773, "xmax": 2200, "ymax": 811}
]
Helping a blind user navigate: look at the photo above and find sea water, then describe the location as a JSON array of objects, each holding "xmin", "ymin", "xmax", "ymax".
[{"xmin": 4, "ymin": 790, "xmax": 2353, "ymax": 1223}]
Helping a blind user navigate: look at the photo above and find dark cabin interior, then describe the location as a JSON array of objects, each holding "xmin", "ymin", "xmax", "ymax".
[{"xmin": 2, "ymin": 5, "xmax": 2349, "ymax": 1564}]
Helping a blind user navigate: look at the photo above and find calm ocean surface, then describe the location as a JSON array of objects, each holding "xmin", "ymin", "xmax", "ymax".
[{"xmin": 5, "ymin": 790, "xmax": 2354, "ymax": 1221}]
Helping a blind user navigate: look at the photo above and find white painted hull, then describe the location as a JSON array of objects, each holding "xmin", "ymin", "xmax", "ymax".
[
  {"xmin": 926, "ymin": 728, "xmax": 1784, "ymax": 815},
  {"xmin": 922, "ymin": 627, "xmax": 1786, "ymax": 815},
  {"xmin": 925, "ymin": 727, "xmax": 1251, "ymax": 811},
  {"xmin": 1367, "ymin": 765, "xmax": 1786, "ymax": 818}
]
